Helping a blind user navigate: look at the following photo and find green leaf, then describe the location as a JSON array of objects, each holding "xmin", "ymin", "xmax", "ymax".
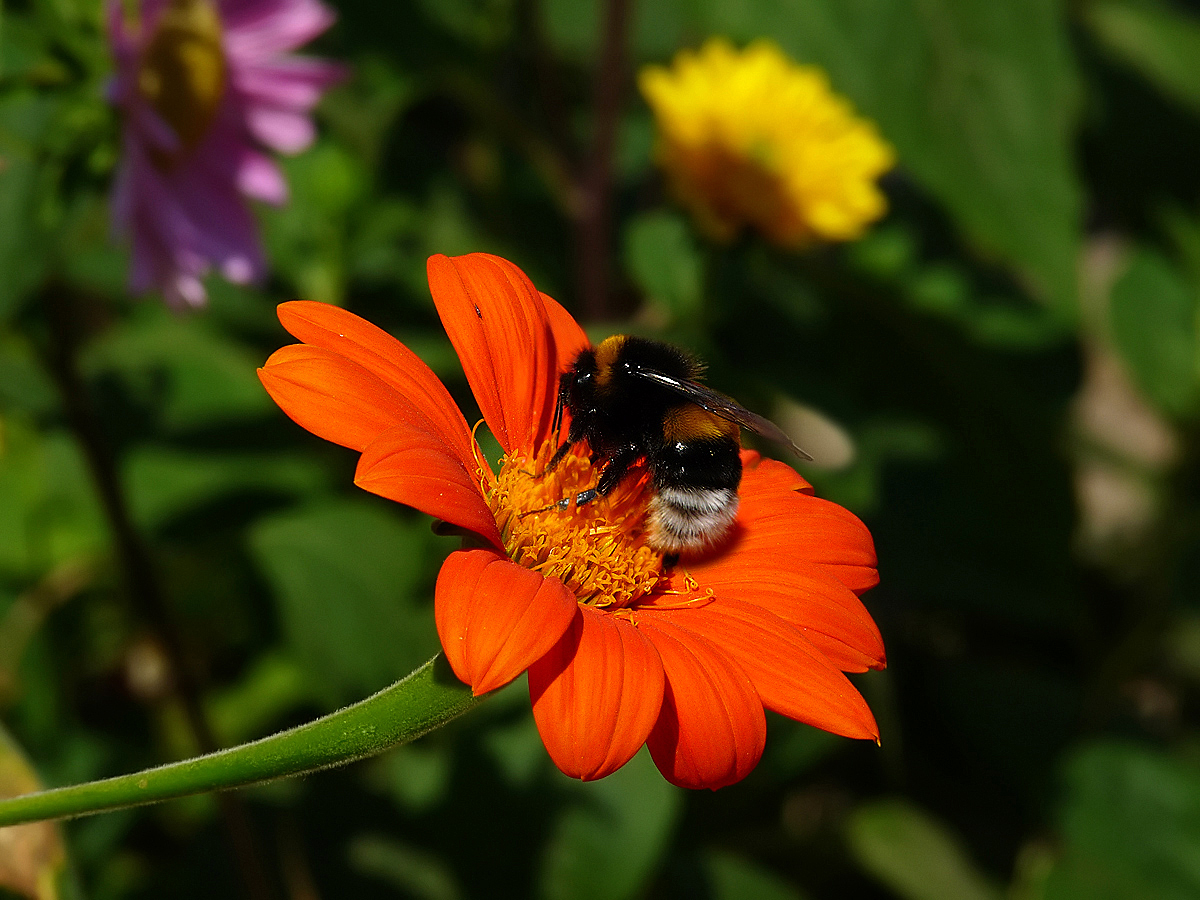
[
  {"xmin": 0, "ymin": 416, "xmax": 107, "ymax": 581},
  {"xmin": 845, "ymin": 798, "xmax": 1003, "ymax": 900},
  {"xmin": 0, "ymin": 332, "xmax": 57, "ymax": 415},
  {"xmin": 367, "ymin": 743, "xmax": 452, "ymax": 814},
  {"xmin": 541, "ymin": 0, "xmax": 601, "ymax": 61},
  {"xmin": 0, "ymin": 116, "xmax": 48, "ymax": 320},
  {"xmin": 262, "ymin": 141, "xmax": 370, "ymax": 305},
  {"xmin": 1109, "ymin": 248, "xmax": 1200, "ymax": 418},
  {"xmin": 623, "ymin": 210, "xmax": 703, "ymax": 321},
  {"xmin": 0, "ymin": 655, "xmax": 477, "ymax": 827},
  {"xmin": 249, "ymin": 500, "xmax": 442, "ymax": 705},
  {"xmin": 349, "ymin": 834, "xmax": 463, "ymax": 900},
  {"xmin": 704, "ymin": 851, "xmax": 809, "ymax": 900},
  {"xmin": 539, "ymin": 749, "xmax": 680, "ymax": 900},
  {"xmin": 699, "ymin": 0, "xmax": 1084, "ymax": 315},
  {"xmin": 82, "ymin": 307, "xmax": 273, "ymax": 431},
  {"xmin": 481, "ymin": 702, "xmax": 548, "ymax": 788},
  {"xmin": 415, "ymin": 0, "xmax": 513, "ymax": 47},
  {"xmin": 205, "ymin": 653, "xmax": 311, "ymax": 746},
  {"xmin": 1085, "ymin": 0, "xmax": 1200, "ymax": 117},
  {"xmin": 1039, "ymin": 742, "xmax": 1200, "ymax": 900},
  {"xmin": 122, "ymin": 447, "xmax": 329, "ymax": 533}
]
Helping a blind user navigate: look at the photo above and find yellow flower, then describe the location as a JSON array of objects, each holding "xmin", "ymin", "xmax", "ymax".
[{"xmin": 639, "ymin": 39, "xmax": 895, "ymax": 248}]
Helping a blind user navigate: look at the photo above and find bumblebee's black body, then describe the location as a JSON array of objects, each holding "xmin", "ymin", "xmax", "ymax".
[{"xmin": 548, "ymin": 335, "xmax": 804, "ymax": 554}]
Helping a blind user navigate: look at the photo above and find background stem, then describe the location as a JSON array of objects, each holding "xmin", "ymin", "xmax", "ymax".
[{"xmin": 574, "ymin": 0, "xmax": 633, "ymax": 321}]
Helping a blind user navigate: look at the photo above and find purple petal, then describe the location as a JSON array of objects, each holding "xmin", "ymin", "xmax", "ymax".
[
  {"xmin": 220, "ymin": 0, "xmax": 337, "ymax": 60},
  {"xmin": 244, "ymin": 104, "xmax": 316, "ymax": 153},
  {"xmin": 233, "ymin": 56, "xmax": 347, "ymax": 110},
  {"xmin": 237, "ymin": 147, "xmax": 288, "ymax": 204}
]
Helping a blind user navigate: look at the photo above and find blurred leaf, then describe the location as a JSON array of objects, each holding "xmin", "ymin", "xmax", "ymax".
[
  {"xmin": 320, "ymin": 56, "xmax": 417, "ymax": 168},
  {"xmin": 541, "ymin": 0, "xmax": 602, "ymax": 60},
  {"xmin": 0, "ymin": 560, "xmax": 95, "ymax": 706},
  {"xmin": 206, "ymin": 653, "xmax": 310, "ymax": 745},
  {"xmin": 349, "ymin": 197, "xmax": 425, "ymax": 286},
  {"xmin": 248, "ymin": 500, "xmax": 440, "ymax": 704},
  {"xmin": 349, "ymin": 834, "xmax": 462, "ymax": 900},
  {"xmin": 700, "ymin": 0, "xmax": 1083, "ymax": 315},
  {"xmin": 704, "ymin": 850, "xmax": 809, "ymax": 900},
  {"xmin": 416, "ymin": 0, "xmax": 513, "ymax": 47},
  {"xmin": 0, "ymin": 416, "xmax": 106, "ymax": 581},
  {"xmin": 123, "ymin": 447, "xmax": 329, "ymax": 532},
  {"xmin": 845, "ymin": 798, "xmax": 1003, "ymax": 900},
  {"xmin": 420, "ymin": 182, "xmax": 490, "ymax": 262},
  {"xmin": 1085, "ymin": 0, "xmax": 1200, "ymax": 117},
  {"xmin": 83, "ymin": 307, "xmax": 273, "ymax": 431},
  {"xmin": 262, "ymin": 141, "xmax": 370, "ymax": 304},
  {"xmin": 763, "ymin": 719, "xmax": 841, "ymax": 776},
  {"xmin": 615, "ymin": 110, "xmax": 655, "ymax": 183},
  {"xmin": 539, "ymin": 749, "xmax": 680, "ymax": 900},
  {"xmin": 368, "ymin": 743, "xmax": 452, "ymax": 813},
  {"xmin": 623, "ymin": 210, "xmax": 702, "ymax": 320},
  {"xmin": 1109, "ymin": 248, "xmax": 1200, "ymax": 418},
  {"xmin": 1038, "ymin": 742, "xmax": 1200, "ymax": 900},
  {"xmin": 0, "ymin": 333, "xmax": 57, "ymax": 415},
  {"xmin": 481, "ymin": 701, "xmax": 547, "ymax": 788},
  {"xmin": 803, "ymin": 418, "xmax": 942, "ymax": 515},
  {"xmin": 849, "ymin": 227, "xmax": 1069, "ymax": 349},
  {"xmin": 0, "ymin": 725, "xmax": 66, "ymax": 899},
  {"xmin": 0, "ymin": 113, "xmax": 48, "ymax": 320}
]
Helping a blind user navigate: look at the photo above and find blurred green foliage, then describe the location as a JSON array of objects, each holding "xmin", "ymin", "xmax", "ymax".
[{"xmin": 5, "ymin": 0, "xmax": 1200, "ymax": 896}]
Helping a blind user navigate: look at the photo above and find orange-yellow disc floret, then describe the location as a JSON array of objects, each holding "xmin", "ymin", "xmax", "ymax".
[{"xmin": 485, "ymin": 441, "xmax": 667, "ymax": 609}]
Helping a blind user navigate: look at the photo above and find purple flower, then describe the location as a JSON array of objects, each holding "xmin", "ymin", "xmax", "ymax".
[{"xmin": 107, "ymin": 0, "xmax": 345, "ymax": 308}]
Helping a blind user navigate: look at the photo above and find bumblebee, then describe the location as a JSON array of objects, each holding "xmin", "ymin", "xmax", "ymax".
[{"xmin": 546, "ymin": 335, "xmax": 809, "ymax": 556}]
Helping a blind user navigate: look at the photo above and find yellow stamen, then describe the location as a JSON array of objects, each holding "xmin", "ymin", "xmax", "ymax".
[
  {"xmin": 487, "ymin": 440, "xmax": 667, "ymax": 609},
  {"xmin": 138, "ymin": 0, "xmax": 226, "ymax": 166}
]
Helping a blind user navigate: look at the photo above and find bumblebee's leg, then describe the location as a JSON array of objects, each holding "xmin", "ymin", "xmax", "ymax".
[
  {"xmin": 553, "ymin": 444, "xmax": 639, "ymax": 510},
  {"xmin": 545, "ymin": 438, "xmax": 573, "ymax": 474},
  {"xmin": 551, "ymin": 371, "xmax": 570, "ymax": 437},
  {"xmin": 544, "ymin": 373, "xmax": 584, "ymax": 475}
]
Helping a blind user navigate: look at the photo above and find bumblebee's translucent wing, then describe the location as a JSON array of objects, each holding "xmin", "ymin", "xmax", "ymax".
[{"xmin": 631, "ymin": 368, "xmax": 814, "ymax": 460}]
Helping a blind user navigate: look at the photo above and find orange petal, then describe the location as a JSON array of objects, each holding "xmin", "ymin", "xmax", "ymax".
[
  {"xmin": 692, "ymin": 564, "xmax": 884, "ymax": 672},
  {"xmin": 427, "ymin": 254, "xmax": 562, "ymax": 453},
  {"xmin": 355, "ymin": 426, "xmax": 501, "ymax": 549},
  {"xmin": 646, "ymin": 599, "xmax": 879, "ymax": 741},
  {"xmin": 259, "ymin": 345, "xmax": 420, "ymax": 451},
  {"xmin": 741, "ymin": 450, "xmax": 815, "ymax": 495},
  {"xmin": 640, "ymin": 618, "xmax": 766, "ymax": 790},
  {"xmin": 696, "ymin": 455, "xmax": 879, "ymax": 596},
  {"xmin": 528, "ymin": 606, "xmax": 665, "ymax": 781},
  {"xmin": 276, "ymin": 300, "xmax": 476, "ymax": 464},
  {"xmin": 435, "ymin": 549, "xmax": 579, "ymax": 696}
]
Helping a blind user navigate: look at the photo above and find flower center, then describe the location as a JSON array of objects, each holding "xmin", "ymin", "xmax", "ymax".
[
  {"xmin": 486, "ymin": 440, "xmax": 667, "ymax": 609},
  {"xmin": 138, "ymin": 0, "xmax": 226, "ymax": 165}
]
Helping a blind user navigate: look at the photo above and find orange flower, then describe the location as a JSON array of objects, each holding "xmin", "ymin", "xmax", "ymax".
[{"xmin": 258, "ymin": 253, "xmax": 885, "ymax": 789}]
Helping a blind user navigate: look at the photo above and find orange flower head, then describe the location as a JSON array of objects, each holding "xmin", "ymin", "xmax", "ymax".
[{"xmin": 258, "ymin": 253, "xmax": 885, "ymax": 789}]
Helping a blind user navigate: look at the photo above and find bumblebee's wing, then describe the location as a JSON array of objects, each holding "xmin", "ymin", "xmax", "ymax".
[{"xmin": 632, "ymin": 368, "xmax": 814, "ymax": 460}]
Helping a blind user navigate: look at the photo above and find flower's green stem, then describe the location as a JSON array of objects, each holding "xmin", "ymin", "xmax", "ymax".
[{"xmin": 0, "ymin": 656, "xmax": 477, "ymax": 827}]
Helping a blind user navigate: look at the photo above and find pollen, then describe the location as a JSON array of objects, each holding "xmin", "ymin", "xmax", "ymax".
[{"xmin": 485, "ymin": 441, "xmax": 667, "ymax": 609}]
